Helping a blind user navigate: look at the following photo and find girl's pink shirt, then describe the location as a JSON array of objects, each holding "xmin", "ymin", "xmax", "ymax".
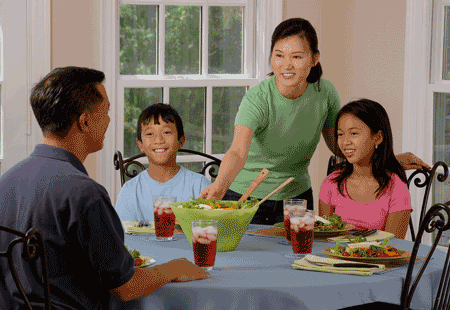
[{"xmin": 319, "ymin": 171, "xmax": 412, "ymax": 230}]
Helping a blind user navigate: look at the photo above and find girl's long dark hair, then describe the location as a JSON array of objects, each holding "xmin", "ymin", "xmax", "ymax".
[{"xmin": 332, "ymin": 99, "xmax": 407, "ymax": 198}]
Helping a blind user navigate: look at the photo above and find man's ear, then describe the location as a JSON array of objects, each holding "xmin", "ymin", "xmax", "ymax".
[
  {"xmin": 77, "ymin": 112, "xmax": 89, "ymax": 132},
  {"xmin": 178, "ymin": 135, "xmax": 185, "ymax": 149}
]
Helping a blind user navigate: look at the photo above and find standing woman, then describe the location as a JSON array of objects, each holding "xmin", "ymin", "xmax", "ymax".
[{"xmin": 200, "ymin": 18, "xmax": 427, "ymax": 225}]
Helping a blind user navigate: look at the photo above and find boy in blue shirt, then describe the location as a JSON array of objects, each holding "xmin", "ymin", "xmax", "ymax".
[{"xmin": 115, "ymin": 103, "xmax": 211, "ymax": 224}]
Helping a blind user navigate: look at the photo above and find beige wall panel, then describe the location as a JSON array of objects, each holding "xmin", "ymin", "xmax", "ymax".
[{"xmin": 51, "ymin": 0, "xmax": 101, "ymax": 180}]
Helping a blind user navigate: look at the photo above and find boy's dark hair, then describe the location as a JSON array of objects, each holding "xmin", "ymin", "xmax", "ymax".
[
  {"xmin": 268, "ymin": 18, "xmax": 322, "ymax": 87},
  {"xmin": 332, "ymin": 99, "xmax": 407, "ymax": 198},
  {"xmin": 136, "ymin": 103, "xmax": 184, "ymax": 141},
  {"xmin": 30, "ymin": 66, "xmax": 105, "ymax": 138}
]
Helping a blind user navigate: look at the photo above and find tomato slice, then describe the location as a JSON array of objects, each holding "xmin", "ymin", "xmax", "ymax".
[
  {"xmin": 134, "ymin": 258, "xmax": 143, "ymax": 266},
  {"xmin": 342, "ymin": 252, "xmax": 350, "ymax": 257},
  {"xmin": 353, "ymin": 253, "xmax": 361, "ymax": 257}
]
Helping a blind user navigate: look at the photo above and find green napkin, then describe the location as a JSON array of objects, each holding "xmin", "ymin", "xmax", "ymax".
[
  {"xmin": 328, "ymin": 230, "xmax": 394, "ymax": 243},
  {"xmin": 123, "ymin": 221, "xmax": 155, "ymax": 234},
  {"xmin": 292, "ymin": 254, "xmax": 386, "ymax": 276}
]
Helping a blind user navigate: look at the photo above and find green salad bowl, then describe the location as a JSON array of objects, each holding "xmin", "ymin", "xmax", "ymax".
[{"xmin": 171, "ymin": 200, "xmax": 259, "ymax": 252}]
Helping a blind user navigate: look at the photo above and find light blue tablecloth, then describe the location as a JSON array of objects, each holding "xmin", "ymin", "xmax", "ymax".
[{"xmin": 110, "ymin": 225, "xmax": 446, "ymax": 310}]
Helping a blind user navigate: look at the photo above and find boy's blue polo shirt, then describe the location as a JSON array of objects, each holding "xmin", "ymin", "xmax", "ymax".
[{"xmin": 0, "ymin": 144, "xmax": 134, "ymax": 309}]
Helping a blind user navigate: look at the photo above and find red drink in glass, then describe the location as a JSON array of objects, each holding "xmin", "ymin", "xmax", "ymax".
[
  {"xmin": 283, "ymin": 199, "xmax": 307, "ymax": 242},
  {"xmin": 153, "ymin": 196, "xmax": 176, "ymax": 241},
  {"xmin": 290, "ymin": 210, "xmax": 314, "ymax": 255},
  {"xmin": 284, "ymin": 216, "xmax": 291, "ymax": 241},
  {"xmin": 192, "ymin": 221, "xmax": 218, "ymax": 271},
  {"xmin": 193, "ymin": 239, "xmax": 217, "ymax": 267}
]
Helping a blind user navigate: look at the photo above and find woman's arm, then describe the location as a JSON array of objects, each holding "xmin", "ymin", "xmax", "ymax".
[
  {"xmin": 395, "ymin": 152, "xmax": 431, "ymax": 170},
  {"xmin": 384, "ymin": 210, "xmax": 411, "ymax": 239},
  {"xmin": 322, "ymin": 126, "xmax": 338, "ymax": 155},
  {"xmin": 199, "ymin": 125, "xmax": 254, "ymax": 200},
  {"xmin": 318, "ymin": 199, "xmax": 335, "ymax": 217}
]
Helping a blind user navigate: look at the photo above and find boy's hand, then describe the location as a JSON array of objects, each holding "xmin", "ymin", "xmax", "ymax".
[
  {"xmin": 199, "ymin": 182, "xmax": 227, "ymax": 200},
  {"xmin": 160, "ymin": 258, "xmax": 210, "ymax": 282},
  {"xmin": 395, "ymin": 152, "xmax": 431, "ymax": 170}
]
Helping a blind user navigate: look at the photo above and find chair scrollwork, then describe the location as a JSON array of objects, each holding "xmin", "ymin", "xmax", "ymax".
[
  {"xmin": 407, "ymin": 161, "xmax": 449, "ymax": 242},
  {"xmin": 113, "ymin": 149, "xmax": 222, "ymax": 187},
  {"xmin": 0, "ymin": 226, "xmax": 51, "ymax": 310}
]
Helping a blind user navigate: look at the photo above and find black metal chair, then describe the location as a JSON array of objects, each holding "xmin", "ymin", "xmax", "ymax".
[
  {"xmin": 326, "ymin": 155, "xmax": 450, "ymax": 242},
  {"xmin": 340, "ymin": 201, "xmax": 450, "ymax": 309},
  {"xmin": 113, "ymin": 149, "xmax": 222, "ymax": 187},
  {"xmin": 0, "ymin": 225, "xmax": 51, "ymax": 309},
  {"xmin": 406, "ymin": 161, "xmax": 449, "ymax": 242}
]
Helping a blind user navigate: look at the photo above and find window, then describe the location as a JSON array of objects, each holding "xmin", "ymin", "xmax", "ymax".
[
  {"xmin": 101, "ymin": 0, "xmax": 282, "ymax": 202},
  {"xmin": 404, "ymin": 0, "xmax": 450, "ymax": 246}
]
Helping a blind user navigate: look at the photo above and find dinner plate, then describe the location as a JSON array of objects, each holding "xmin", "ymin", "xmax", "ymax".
[
  {"xmin": 274, "ymin": 222, "xmax": 356, "ymax": 238},
  {"xmin": 136, "ymin": 256, "xmax": 157, "ymax": 268},
  {"xmin": 322, "ymin": 248, "xmax": 412, "ymax": 264},
  {"xmin": 313, "ymin": 223, "xmax": 356, "ymax": 238}
]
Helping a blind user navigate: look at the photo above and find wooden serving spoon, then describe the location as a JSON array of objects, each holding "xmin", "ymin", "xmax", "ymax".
[
  {"xmin": 238, "ymin": 168, "xmax": 270, "ymax": 202},
  {"xmin": 253, "ymin": 177, "xmax": 295, "ymax": 208}
]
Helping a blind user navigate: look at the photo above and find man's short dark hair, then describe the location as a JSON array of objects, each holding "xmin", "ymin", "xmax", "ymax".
[
  {"xmin": 136, "ymin": 103, "xmax": 185, "ymax": 142},
  {"xmin": 30, "ymin": 66, "xmax": 105, "ymax": 138}
]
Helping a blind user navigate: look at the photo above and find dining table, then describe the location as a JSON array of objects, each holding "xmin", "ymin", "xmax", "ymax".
[{"xmin": 109, "ymin": 224, "xmax": 447, "ymax": 310}]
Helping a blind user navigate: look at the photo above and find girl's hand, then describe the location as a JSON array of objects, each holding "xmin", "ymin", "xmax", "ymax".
[
  {"xmin": 198, "ymin": 182, "xmax": 228, "ymax": 200},
  {"xmin": 396, "ymin": 152, "xmax": 431, "ymax": 170}
]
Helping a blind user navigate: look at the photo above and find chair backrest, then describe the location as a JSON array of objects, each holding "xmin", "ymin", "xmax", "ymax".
[
  {"xmin": 0, "ymin": 226, "xmax": 51, "ymax": 310},
  {"xmin": 400, "ymin": 201, "xmax": 450, "ymax": 309},
  {"xmin": 113, "ymin": 149, "xmax": 222, "ymax": 187},
  {"xmin": 407, "ymin": 161, "xmax": 449, "ymax": 242}
]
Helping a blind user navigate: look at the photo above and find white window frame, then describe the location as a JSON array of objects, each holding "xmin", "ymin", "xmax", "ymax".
[
  {"xmin": 99, "ymin": 0, "xmax": 282, "ymax": 203},
  {"xmin": 1, "ymin": 0, "xmax": 50, "ymax": 173},
  {"xmin": 402, "ymin": 0, "xmax": 450, "ymax": 246}
]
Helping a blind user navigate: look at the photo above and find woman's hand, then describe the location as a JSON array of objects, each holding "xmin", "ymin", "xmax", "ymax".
[
  {"xmin": 199, "ymin": 182, "xmax": 228, "ymax": 200},
  {"xmin": 395, "ymin": 152, "xmax": 431, "ymax": 170}
]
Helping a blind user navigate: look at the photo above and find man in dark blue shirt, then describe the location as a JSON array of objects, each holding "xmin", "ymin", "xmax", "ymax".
[{"xmin": 0, "ymin": 66, "xmax": 209, "ymax": 309}]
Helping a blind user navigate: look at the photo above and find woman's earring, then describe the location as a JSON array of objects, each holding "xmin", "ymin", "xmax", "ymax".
[{"xmin": 375, "ymin": 145, "xmax": 378, "ymax": 150}]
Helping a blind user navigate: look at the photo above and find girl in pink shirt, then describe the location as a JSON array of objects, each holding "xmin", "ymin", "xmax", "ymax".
[{"xmin": 319, "ymin": 99, "xmax": 412, "ymax": 239}]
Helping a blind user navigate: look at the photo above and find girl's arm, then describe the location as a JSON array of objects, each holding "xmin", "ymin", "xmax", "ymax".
[
  {"xmin": 384, "ymin": 210, "xmax": 411, "ymax": 239},
  {"xmin": 319, "ymin": 199, "xmax": 335, "ymax": 217},
  {"xmin": 199, "ymin": 125, "xmax": 253, "ymax": 200}
]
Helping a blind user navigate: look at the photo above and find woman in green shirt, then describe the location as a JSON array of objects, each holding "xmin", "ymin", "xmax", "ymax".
[{"xmin": 199, "ymin": 18, "xmax": 428, "ymax": 225}]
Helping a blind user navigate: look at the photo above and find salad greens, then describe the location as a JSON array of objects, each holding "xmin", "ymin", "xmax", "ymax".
[
  {"xmin": 125, "ymin": 245, "xmax": 141, "ymax": 259},
  {"xmin": 331, "ymin": 238, "xmax": 405, "ymax": 258},
  {"xmin": 175, "ymin": 197, "xmax": 259, "ymax": 210},
  {"xmin": 315, "ymin": 214, "xmax": 347, "ymax": 231}
]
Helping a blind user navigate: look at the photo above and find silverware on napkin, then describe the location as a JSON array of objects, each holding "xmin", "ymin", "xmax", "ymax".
[
  {"xmin": 304, "ymin": 258, "xmax": 379, "ymax": 269},
  {"xmin": 360, "ymin": 229, "xmax": 378, "ymax": 237}
]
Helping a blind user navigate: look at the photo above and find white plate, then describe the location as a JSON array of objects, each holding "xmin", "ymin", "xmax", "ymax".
[
  {"xmin": 136, "ymin": 256, "xmax": 157, "ymax": 268},
  {"xmin": 328, "ymin": 230, "xmax": 395, "ymax": 243}
]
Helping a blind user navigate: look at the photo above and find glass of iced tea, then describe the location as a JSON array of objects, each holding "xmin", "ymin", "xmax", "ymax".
[
  {"xmin": 191, "ymin": 220, "xmax": 218, "ymax": 271},
  {"xmin": 283, "ymin": 199, "xmax": 307, "ymax": 241},
  {"xmin": 153, "ymin": 196, "xmax": 177, "ymax": 241},
  {"xmin": 290, "ymin": 208, "xmax": 314, "ymax": 257}
]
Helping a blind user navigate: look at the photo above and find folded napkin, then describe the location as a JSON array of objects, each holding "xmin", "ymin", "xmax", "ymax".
[
  {"xmin": 292, "ymin": 254, "xmax": 386, "ymax": 276},
  {"xmin": 328, "ymin": 230, "xmax": 394, "ymax": 243},
  {"xmin": 123, "ymin": 221, "xmax": 155, "ymax": 234}
]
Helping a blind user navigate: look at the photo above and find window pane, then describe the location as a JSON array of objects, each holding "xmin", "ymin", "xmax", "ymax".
[
  {"xmin": 212, "ymin": 87, "xmax": 245, "ymax": 153},
  {"xmin": 169, "ymin": 87, "xmax": 205, "ymax": 152},
  {"xmin": 433, "ymin": 93, "xmax": 450, "ymax": 245},
  {"xmin": 443, "ymin": 7, "xmax": 450, "ymax": 79},
  {"xmin": 165, "ymin": 6, "xmax": 201, "ymax": 74},
  {"xmin": 209, "ymin": 7, "xmax": 243, "ymax": 74},
  {"xmin": 120, "ymin": 5, "xmax": 158, "ymax": 75},
  {"xmin": 124, "ymin": 88, "xmax": 163, "ymax": 158}
]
